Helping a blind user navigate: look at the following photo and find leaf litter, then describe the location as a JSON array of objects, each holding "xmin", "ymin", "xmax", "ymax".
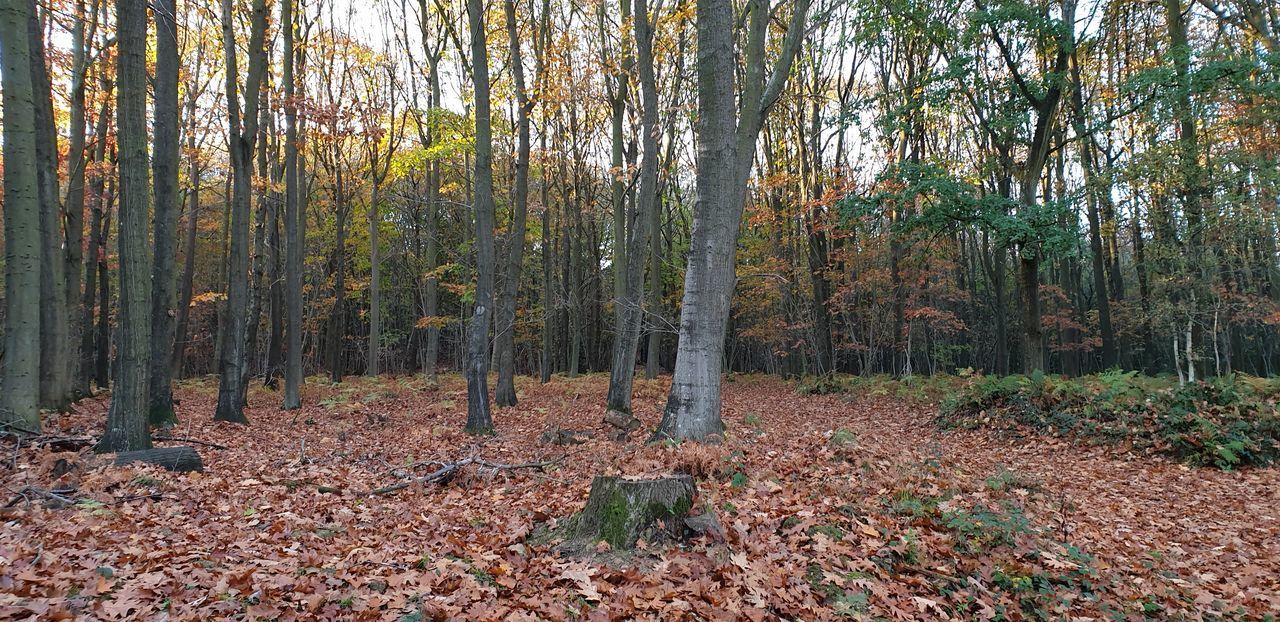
[{"xmin": 0, "ymin": 374, "xmax": 1276, "ymax": 620}]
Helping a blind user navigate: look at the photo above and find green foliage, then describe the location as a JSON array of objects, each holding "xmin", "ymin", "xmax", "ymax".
[{"xmin": 940, "ymin": 373, "xmax": 1280, "ymax": 468}]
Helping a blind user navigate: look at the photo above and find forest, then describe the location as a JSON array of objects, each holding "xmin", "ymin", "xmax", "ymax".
[{"xmin": 1, "ymin": 0, "xmax": 1279, "ymax": 618}]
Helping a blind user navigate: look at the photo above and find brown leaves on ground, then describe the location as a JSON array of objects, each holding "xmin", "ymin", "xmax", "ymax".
[{"xmin": 1, "ymin": 374, "xmax": 1277, "ymax": 620}]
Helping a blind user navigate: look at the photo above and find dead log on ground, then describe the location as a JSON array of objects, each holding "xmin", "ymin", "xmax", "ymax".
[{"xmin": 114, "ymin": 446, "xmax": 204, "ymax": 472}]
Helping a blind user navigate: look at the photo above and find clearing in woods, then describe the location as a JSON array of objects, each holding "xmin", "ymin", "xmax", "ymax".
[{"xmin": 1, "ymin": 374, "xmax": 1276, "ymax": 620}]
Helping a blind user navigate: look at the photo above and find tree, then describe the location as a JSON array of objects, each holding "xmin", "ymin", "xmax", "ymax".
[
  {"xmin": 282, "ymin": 0, "xmax": 304, "ymax": 409},
  {"xmin": 97, "ymin": 0, "xmax": 153, "ymax": 452},
  {"xmin": 604, "ymin": 0, "xmax": 660, "ymax": 422},
  {"xmin": 654, "ymin": 0, "xmax": 811, "ymax": 442},
  {"xmin": 31, "ymin": 5, "xmax": 72, "ymax": 412},
  {"xmin": 1, "ymin": 0, "xmax": 43, "ymax": 434},
  {"xmin": 464, "ymin": 0, "xmax": 496, "ymax": 434},
  {"xmin": 364, "ymin": 58, "xmax": 404, "ymax": 377},
  {"xmin": 214, "ymin": 0, "xmax": 271, "ymax": 424},
  {"xmin": 493, "ymin": 0, "xmax": 535, "ymax": 407},
  {"xmin": 149, "ymin": 0, "xmax": 181, "ymax": 427}
]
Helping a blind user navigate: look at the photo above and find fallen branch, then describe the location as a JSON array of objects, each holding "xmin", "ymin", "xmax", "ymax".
[{"xmin": 3, "ymin": 485, "xmax": 79, "ymax": 509}]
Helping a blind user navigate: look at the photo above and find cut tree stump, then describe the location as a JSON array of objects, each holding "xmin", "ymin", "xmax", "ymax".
[
  {"xmin": 114, "ymin": 446, "xmax": 204, "ymax": 472},
  {"xmin": 563, "ymin": 474, "xmax": 696, "ymax": 549}
]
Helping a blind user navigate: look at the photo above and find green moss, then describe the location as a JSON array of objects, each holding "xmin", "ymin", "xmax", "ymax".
[{"xmin": 597, "ymin": 490, "xmax": 631, "ymax": 548}]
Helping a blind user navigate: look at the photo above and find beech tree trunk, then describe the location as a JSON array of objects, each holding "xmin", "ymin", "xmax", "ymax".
[
  {"xmin": 655, "ymin": 0, "xmax": 810, "ymax": 442},
  {"xmin": 1, "ymin": 0, "xmax": 43, "ymax": 433},
  {"xmin": 98, "ymin": 0, "xmax": 153, "ymax": 453},
  {"xmin": 464, "ymin": 0, "xmax": 496, "ymax": 434}
]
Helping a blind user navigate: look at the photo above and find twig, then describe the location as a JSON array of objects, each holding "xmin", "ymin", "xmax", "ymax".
[{"xmin": 152, "ymin": 435, "xmax": 228, "ymax": 450}]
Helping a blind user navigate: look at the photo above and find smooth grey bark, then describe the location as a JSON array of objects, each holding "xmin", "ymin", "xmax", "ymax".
[
  {"xmin": 1, "ymin": 0, "xmax": 43, "ymax": 433},
  {"xmin": 464, "ymin": 0, "xmax": 496, "ymax": 434},
  {"xmin": 605, "ymin": 0, "xmax": 659, "ymax": 419},
  {"xmin": 97, "ymin": 0, "xmax": 153, "ymax": 453},
  {"xmin": 654, "ymin": 0, "xmax": 810, "ymax": 442},
  {"xmin": 214, "ymin": 0, "xmax": 270, "ymax": 424},
  {"xmin": 149, "ymin": 0, "xmax": 180, "ymax": 427},
  {"xmin": 282, "ymin": 0, "xmax": 303, "ymax": 409},
  {"xmin": 30, "ymin": 8, "xmax": 71, "ymax": 413},
  {"xmin": 494, "ymin": 0, "xmax": 534, "ymax": 407}
]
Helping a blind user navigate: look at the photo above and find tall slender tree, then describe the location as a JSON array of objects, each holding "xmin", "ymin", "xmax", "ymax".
[
  {"xmin": 149, "ymin": 0, "xmax": 181, "ymax": 427},
  {"xmin": 604, "ymin": 0, "xmax": 659, "ymax": 422},
  {"xmin": 31, "ymin": 6, "xmax": 71, "ymax": 412},
  {"xmin": 493, "ymin": 0, "xmax": 534, "ymax": 407},
  {"xmin": 97, "ymin": 0, "xmax": 154, "ymax": 452},
  {"xmin": 282, "ymin": 0, "xmax": 304, "ymax": 409},
  {"xmin": 464, "ymin": 0, "xmax": 496, "ymax": 434},
  {"xmin": 215, "ymin": 0, "xmax": 271, "ymax": 423}
]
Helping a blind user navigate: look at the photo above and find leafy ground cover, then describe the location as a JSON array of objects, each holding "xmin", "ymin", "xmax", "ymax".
[
  {"xmin": 1, "ymin": 374, "xmax": 1277, "ymax": 620},
  {"xmin": 939, "ymin": 372, "xmax": 1280, "ymax": 469}
]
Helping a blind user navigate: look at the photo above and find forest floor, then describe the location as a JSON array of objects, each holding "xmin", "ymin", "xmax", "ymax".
[{"xmin": 1, "ymin": 373, "xmax": 1277, "ymax": 621}]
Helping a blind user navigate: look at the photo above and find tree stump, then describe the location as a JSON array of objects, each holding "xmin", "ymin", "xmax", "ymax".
[
  {"xmin": 564, "ymin": 475, "xmax": 695, "ymax": 549},
  {"xmin": 114, "ymin": 446, "xmax": 204, "ymax": 472}
]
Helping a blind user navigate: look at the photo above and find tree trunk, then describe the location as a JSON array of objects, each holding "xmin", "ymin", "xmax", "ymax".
[
  {"xmin": 98, "ymin": 0, "xmax": 154, "ymax": 453},
  {"xmin": 605, "ymin": 0, "xmax": 659, "ymax": 420},
  {"xmin": 368, "ymin": 180, "xmax": 382, "ymax": 376},
  {"xmin": 214, "ymin": 0, "xmax": 269, "ymax": 424},
  {"xmin": 64, "ymin": 0, "xmax": 98, "ymax": 401},
  {"xmin": 148, "ymin": 0, "xmax": 181, "ymax": 427},
  {"xmin": 95, "ymin": 183, "xmax": 114, "ymax": 389},
  {"xmin": 81, "ymin": 91, "xmax": 112, "ymax": 394},
  {"xmin": 282, "ymin": 0, "xmax": 303, "ymax": 409},
  {"xmin": 655, "ymin": 0, "xmax": 810, "ymax": 442},
  {"xmin": 464, "ymin": 0, "xmax": 496, "ymax": 434},
  {"xmin": 0, "ymin": 0, "xmax": 43, "ymax": 433},
  {"xmin": 173, "ymin": 88, "xmax": 202, "ymax": 379},
  {"xmin": 31, "ymin": 9, "xmax": 71, "ymax": 413},
  {"xmin": 494, "ymin": 0, "xmax": 533, "ymax": 407}
]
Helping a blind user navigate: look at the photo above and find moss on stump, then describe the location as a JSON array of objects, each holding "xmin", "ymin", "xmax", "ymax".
[{"xmin": 564, "ymin": 475, "xmax": 696, "ymax": 550}]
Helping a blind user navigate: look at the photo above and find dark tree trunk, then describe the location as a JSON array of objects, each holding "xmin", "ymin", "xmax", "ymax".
[
  {"xmin": 98, "ymin": 0, "xmax": 154, "ymax": 453},
  {"xmin": 31, "ymin": 8, "xmax": 71, "ymax": 413},
  {"xmin": 494, "ymin": 0, "xmax": 534, "ymax": 407},
  {"xmin": 1, "ymin": 0, "xmax": 43, "ymax": 432},
  {"xmin": 214, "ymin": 0, "xmax": 269, "ymax": 424},
  {"xmin": 464, "ymin": 0, "xmax": 496, "ymax": 434},
  {"xmin": 148, "ymin": 0, "xmax": 181, "ymax": 427}
]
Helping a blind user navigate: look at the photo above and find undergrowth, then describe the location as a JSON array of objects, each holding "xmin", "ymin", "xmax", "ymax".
[{"xmin": 938, "ymin": 371, "xmax": 1280, "ymax": 469}]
